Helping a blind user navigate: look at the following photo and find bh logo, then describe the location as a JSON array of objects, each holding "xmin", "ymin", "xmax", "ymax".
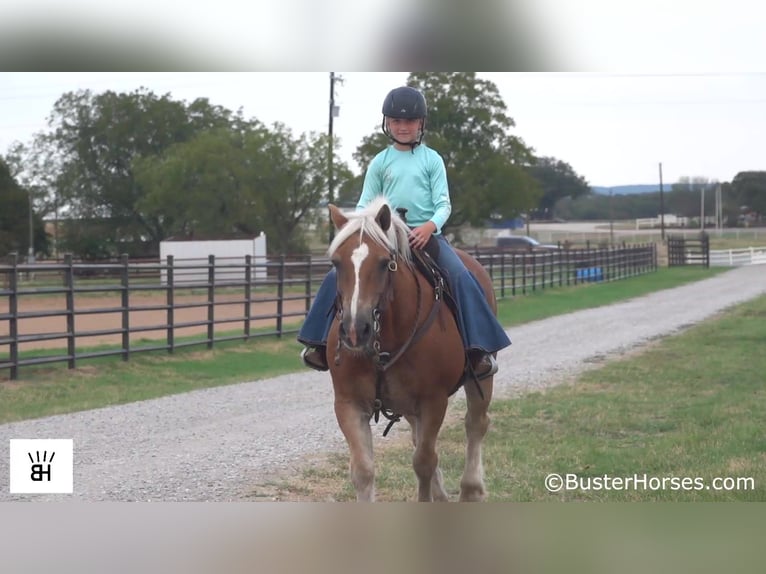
[
  {"xmin": 9, "ymin": 439, "xmax": 73, "ymax": 494},
  {"xmin": 29, "ymin": 450, "xmax": 55, "ymax": 482}
]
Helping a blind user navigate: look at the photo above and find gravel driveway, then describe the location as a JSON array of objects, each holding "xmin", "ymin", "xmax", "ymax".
[{"xmin": 2, "ymin": 265, "xmax": 764, "ymax": 501}]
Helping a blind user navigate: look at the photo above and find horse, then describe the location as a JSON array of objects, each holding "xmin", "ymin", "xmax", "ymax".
[{"xmin": 325, "ymin": 197, "xmax": 497, "ymax": 502}]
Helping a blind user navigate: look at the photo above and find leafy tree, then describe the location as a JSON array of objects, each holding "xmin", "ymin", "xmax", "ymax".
[
  {"xmin": 4, "ymin": 137, "xmax": 61, "ymax": 221},
  {"xmin": 353, "ymin": 72, "xmax": 541, "ymax": 231},
  {"xmin": 731, "ymin": 171, "xmax": 766, "ymax": 216},
  {"xmin": 47, "ymin": 88, "xmax": 234, "ymax": 254},
  {"xmin": 0, "ymin": 157, "xmax": 49, "ymax": 258},
  {"xmin": 251, "ymin": 126, "xmax": 345, "ymax": 253},
  {"xmin": 526, "ymin": 156, "xmax": 591, "ymax": 219},
  {"xmin": 135, "ymin": 122, "xmax": 354, "ymax": 254},
  {"xmin": 333, "ymin": 169, "xmax": 363, "ymax": 208},
  {"xmin": 135, "ymin": 125, "xmax": 266, "ymax": 240}
]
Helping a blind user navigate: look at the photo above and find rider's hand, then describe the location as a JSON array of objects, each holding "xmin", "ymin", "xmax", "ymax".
[{"xmin": 409, "ymin": 222, "xmax": 436, "ymax": 250}]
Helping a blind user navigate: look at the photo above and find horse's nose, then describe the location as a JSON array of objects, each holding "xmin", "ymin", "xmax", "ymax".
[{"xmin": 340, "ymin": 314, "xmax": 373, "ymax": 349}]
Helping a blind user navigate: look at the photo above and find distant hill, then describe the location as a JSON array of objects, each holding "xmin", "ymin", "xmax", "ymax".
[{"xmin": 591, "ymin": 185, "xmax": 663, "ymax": 195}]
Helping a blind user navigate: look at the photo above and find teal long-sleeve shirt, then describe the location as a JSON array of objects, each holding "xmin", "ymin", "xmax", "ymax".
[{"xmin": 356, "ymin": 144, "xmax": 451, "ymax": 234}]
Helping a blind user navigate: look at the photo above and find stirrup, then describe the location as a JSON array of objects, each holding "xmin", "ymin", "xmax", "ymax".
[
  {"xmin": 464, "ymin": 353, "xmax": 497, "ymax": 384},
  {"xmin": 473, "ymin": 354, "xmax": 498, "ymax": 381},
  {"xmin": 301, "ymin": 346, "xmax": 329, "ymax": 371}
]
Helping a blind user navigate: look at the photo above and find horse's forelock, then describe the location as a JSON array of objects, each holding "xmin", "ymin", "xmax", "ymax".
[{"xmin": 327, "ymin": 198, "xmax": 412, "ymax": 263}]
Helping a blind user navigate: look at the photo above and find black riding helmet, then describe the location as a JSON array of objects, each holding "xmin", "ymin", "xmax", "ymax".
[{"xmin": 381, "ymin": 86, "xmax": 427, "ymax": 149}]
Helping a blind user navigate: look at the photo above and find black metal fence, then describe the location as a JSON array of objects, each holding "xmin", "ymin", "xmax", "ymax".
[
  {"xmin": 1, "ymin": 243, "xmax": 656, "ymax": 379},
  {"xmin": 668, "ymin": 234, "xmax": 710, "ymax": 267},
  {"xmin": 472, "ymin": 243, "xmax": 657, "ymax": 297}
]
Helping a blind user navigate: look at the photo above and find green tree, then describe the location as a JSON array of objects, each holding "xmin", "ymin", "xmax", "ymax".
[
  {"xmin": 526, "ymin": 156, "xmax": 591, "ymax": 219},
  {"xmin": 135, "ymin": 125, "xmax": 266, "ymax": 240},
  {"xmin": 353, "ymin": 72, "xmax": 541, "ymax": 231},
  {"xmin": 47, "ymin": 88, "xmax": 234, "ymax": 255},
  {"xmin": 135, "ymin": 122, "xmax": 354, "ymax": 254},
  {"xmin": 0, "ymin": 157, "xmax": 49, "ymax": 258},
  {"xmin": 731, "ymin": 171, "xmax": 766, "ymax": 216}
]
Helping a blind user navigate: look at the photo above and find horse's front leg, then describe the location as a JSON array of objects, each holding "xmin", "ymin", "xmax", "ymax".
[
  {"xmin": 334, "ymin": 399, "xmax": 375, "ymax": 501},
  {"xmin": 412, "ymin": 397, "xmax": 448, "ymax": 502},
  {"xmin": 405, "ymin": 414, "xmax": 449, "ymax": 501}
]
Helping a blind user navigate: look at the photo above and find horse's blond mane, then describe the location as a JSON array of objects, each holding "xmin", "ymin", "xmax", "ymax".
[{"xmin": 327, "ymin": 197, "xmax": 412, "ymax": 263}]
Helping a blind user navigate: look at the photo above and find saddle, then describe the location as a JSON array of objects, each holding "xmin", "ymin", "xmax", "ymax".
[
  {"xmin": 394, "ymin": 209, "xmax": 484, "ymax": 396},
  {"xmin": 394, "ymin": 207, "xmax": 458, "ymax": 317},
  {"xmin": 411, "ymin": 236, "xmax": 458, "ymax": 319}
]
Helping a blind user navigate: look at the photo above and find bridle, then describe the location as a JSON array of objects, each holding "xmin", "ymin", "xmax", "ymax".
[{"xmin": 333, "ymin": 245, "xmax": 444, "ymax": 435}]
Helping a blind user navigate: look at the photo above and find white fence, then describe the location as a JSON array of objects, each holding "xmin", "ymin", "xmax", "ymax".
[
  {"xmin": 636, "ymin": 215, "xmax": 691, "ymax": 229},
  {"xmin": 709, "ymin": 246, "xmax": 766, "ymax": 267}
]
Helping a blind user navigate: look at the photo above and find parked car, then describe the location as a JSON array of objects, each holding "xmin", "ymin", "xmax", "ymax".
[{"xmin": 495, "ymin": 235, "xmax": 560, "ymax": 251}]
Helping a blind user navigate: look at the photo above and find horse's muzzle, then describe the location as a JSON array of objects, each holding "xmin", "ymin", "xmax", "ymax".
[{"xmin": 338, "ymin": 311, "xmax": 375, "ymax": 353}]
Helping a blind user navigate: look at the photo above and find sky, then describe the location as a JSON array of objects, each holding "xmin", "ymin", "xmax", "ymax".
[{"xmin": 1, "ymin": 1, "xmax": 765, "ymax": 188}]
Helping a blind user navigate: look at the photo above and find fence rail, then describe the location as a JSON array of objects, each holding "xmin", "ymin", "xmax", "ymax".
[
  {"xmin": 1, "ymin": 244, "xmax": 656, "ymax": 379},
  {"xmin": 709, "ymin": 246, "xmax": 766, "ymax": 267}
]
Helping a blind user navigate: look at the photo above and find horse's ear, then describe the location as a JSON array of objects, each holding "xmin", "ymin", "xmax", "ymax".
[
  {"xmin": 328, "ymin": 204, "xmax": 348, "ymax": 230},
  {"xmin": 376, "ymin": 203, "xmax": 391, "ymax": 232}
]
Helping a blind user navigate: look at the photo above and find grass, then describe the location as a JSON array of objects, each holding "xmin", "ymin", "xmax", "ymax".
[
  {"xmin": 261, "ymin": 294, "xmax": 766, "ymax": 502},
  {"xmin": 709, "ymin": 237, "xmax": 766, "ymax": 249},
  {"xmin": 0, "ymin": 336, "xmax": 303, "ymax": 423},
  {"xmin": 0, "ymin": 266, "xmax": 730, "ymax": 425},
  {"xmin": 497, "ymin": 266, "xmax": 727, "ymax": 326}
]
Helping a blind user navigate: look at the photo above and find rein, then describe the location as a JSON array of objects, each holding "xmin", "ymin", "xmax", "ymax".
[{"xmin": 372, "ymin": 253, "xmax": 443, "ymax": 436}]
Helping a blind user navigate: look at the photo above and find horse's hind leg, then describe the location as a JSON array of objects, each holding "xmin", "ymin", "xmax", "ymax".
[
  {"xmin": 335, "ymin": 400, "xmax": 375, "ymax": 502},
  {"xmin": 405, "ymin": 414, "xmax": 449, "ymax": 502},
  {"xmin": 460, "ymin": 376, "xmax": 494, "ymax": 502}
]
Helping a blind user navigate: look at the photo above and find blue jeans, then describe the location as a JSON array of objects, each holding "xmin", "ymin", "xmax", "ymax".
[{"xmin": 297, "ymin": 235, "xmax": 511, "ymax": 353}]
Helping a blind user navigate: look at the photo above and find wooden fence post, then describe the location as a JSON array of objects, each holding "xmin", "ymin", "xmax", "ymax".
[
  {"xmin": 207, "ymin": 254, "xmax": 215, "ymax": 349},
  {"xmin": 64, "ymin": 253, "xmax": 75, "ymax": 370},
  {"xmin": 166, "ymin": 255, "xmax": 175, "ymax": 354},
  {"xmin": 120, "ymin": 253, "xmax": 130, "ymax": 361},
  {"xmin": 276, "ymin": 255, "xmax": 285, "ymax": 338},
  {"xmin": 511, "ymin": 253, "xmax": 517, "ymax": 296},
  {"xmin": 305, "ymin": 254, "xmax": 313, "ymax": 314},
  {"xmin": 8, "ymin": 252, "xmax": 19, "ymax": 380},
  {"xmin": 244, "ymin": 254, "xmax": 252, "ymax": 339},
  {"xmin": 499, "ymin": 253, "xmax": 506, "ymax": 298}
]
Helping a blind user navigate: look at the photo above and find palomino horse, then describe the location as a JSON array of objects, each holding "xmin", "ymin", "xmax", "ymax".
[{"xmin": 326, "ymin": 197, "xmax": 497, "ymax": 502}]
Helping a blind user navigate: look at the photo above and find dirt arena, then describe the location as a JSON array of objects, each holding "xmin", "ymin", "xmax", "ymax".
[{"xmin": 1, "ymin": 292, "xmax": 309, "ymax": 352}]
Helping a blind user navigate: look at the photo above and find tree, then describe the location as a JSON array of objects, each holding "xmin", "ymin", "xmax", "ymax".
[
  {"xmin": 135, "ymin": 122, "xmax": 354, "ymax": 254},
  {"xmin": 731, "ymin": 171, "xmax": 766, "ymax": 217},
  {"xmin": 251, "ymin": 126, "xmax": 347, "ymax": 253},
  {"xmin": 0, "ymin": 157, "xmax": 49, "ymax": 258},
  {"xmin": 47, "ymin": 88, "xmax": 234, "ymax": 254},
  {"xmin": 353, "ymin": 73, "xmax": 541, "ymax": 230},
  {"xmin": 135, "ymin": 125, "xmax": 266, "ymax": 240},
  {"xmin": 526, "ymin": 156, "xmax": 590, "ymax": 219}
]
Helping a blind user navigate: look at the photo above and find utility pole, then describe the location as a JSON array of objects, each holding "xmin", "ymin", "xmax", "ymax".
[
  {"xmin": 609, "ymin": 189, "xmax": 614, "ymax": 245},
  {"xmin": 716, "ymin": 183, "xmax": 722, "ymax": 231},
  {"xmin": 658, "ymin": 162, "xmax": 665, "ymax": 241},
  {"xmin": 327, "ymin": 72, "xmax": 342, "ymax": 243}
]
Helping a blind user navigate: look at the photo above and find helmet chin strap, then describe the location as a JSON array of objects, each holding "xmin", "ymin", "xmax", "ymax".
[
  {"xmin": 383, "ymin": 119, "xmax": 424, "ymax": 152},
  {"xmin": 391, "ymin": 135, "xmax": 422, "ymax": 150}
]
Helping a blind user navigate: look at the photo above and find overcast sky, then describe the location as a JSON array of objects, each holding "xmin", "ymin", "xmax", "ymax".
[{"xmin": 1, "ymin": 2, "xmax": 764, "ymax": 188}]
